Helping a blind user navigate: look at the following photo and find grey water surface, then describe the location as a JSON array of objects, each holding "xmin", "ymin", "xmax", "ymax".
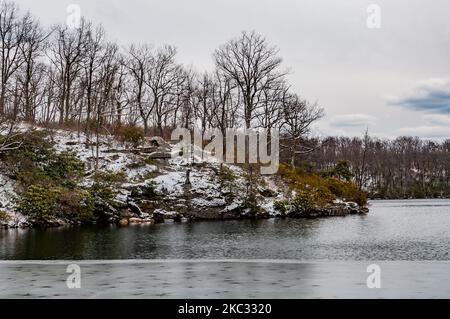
[{"xmin": 1, "ymin": 199, "xmax": 450, "ymax": 298}]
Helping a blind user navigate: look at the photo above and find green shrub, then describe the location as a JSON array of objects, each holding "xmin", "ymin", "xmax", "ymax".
[
  {"xmin": 15, "ymin": 185, "xmax": 95, "ymax": 224},
  {"xmin": 0, "ymin": 129, "xmax": 53, "ymax": 179},
  {"xmin": 130, "ymin": 181, "xmax": 157, "ymax": 199},
  {"xmin": 89, "ymin": 182, "xmax": 115, "ymax": 203},
  {"xmin": 54, "ymin": 188, "xmax": 94, "ymax": 222},
  {"xmin": 92, "ymin": 170, "xmax": 127, "ymax": 184},
  {"xmin": 219, "ymin": 166, "xmax": 237, "ymax": 183},
  {"xmin": 273, "ymin": 200, "xmax": 287, "ymax": 214},
  {"xmin": 0, "ymin": 211, "xmax": 10, "ymax": 222},
  {"xmin": 16, "ymin": 185, "xmax": 59, "ymax": 223},
  {"xmin": 291, "ymin": 190, "xmax": 321, "ymax": 213},
  {"xmin": 144, "ymin": 158, "xmax": 158, "ymax": 166},
  {"xmin": 321, "ymin": 160, "xmax": 354, "ymax": 182},
  {"xmin": 142, "ymin": 181, "xmax": 157, "ymax": 198},
  {"xmin": 117, "ymin": 125, "xmax": 145, "ymax": 148},
  {"xmin": 43, "ymin": 151, "xmax": 85, "ymax": 188},
  {"xmin": 89, "ymin": 170, "xmax": 126, "ymax": 204},
  {"xmin": 326, "ymin": 178, "xmax": 367, "ymax": 206},
  {"xmin": 5, "ymin": 130, "xmax": 104, "ymax": 224},
  {"xmin": 278, "ymin": 164, "xmax": 367, "ymax": 208}
]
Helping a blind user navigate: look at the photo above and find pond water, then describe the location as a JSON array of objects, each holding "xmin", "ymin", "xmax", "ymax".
[
  {"xmin": 1, "ymin": 199, "xmax": 450, "ymax": 298},
  {"xmin": 1, "ymin": 199, "xmax": 450, "ymax": 260}
]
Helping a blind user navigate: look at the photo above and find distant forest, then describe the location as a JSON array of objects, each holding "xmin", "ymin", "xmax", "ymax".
[
  {"xmin": 0, "ymin": 1, "xmax": 449, "ymax": 200},
  {"xmin": 293, "ymin": 133, "xmax": 450, "ymax": 199}
]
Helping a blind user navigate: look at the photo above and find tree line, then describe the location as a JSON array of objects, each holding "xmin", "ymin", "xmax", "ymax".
[
  {"xmin": 1, "ymin": 1, "xmax": 448, "ymax": 200},
  {"xmin": 301, "ymin": 133, "xmax": 450, "ymax": 199},
  {"xmin": 0, "ymin": 1, "xmax": 323, "ymax": 168}
]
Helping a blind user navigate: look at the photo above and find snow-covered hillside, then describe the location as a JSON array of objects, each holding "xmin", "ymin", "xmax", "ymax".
[{"xmin": 0, "ymin": 125, "xmax": 368, "ymax": 228}]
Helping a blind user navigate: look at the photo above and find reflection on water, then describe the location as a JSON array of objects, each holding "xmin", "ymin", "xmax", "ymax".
[
  {"xmin": 1, "ymin": 199, "xmax": 450, "ymax": 260},
  {"xmin": 1, "ymin": 200, "xmax": 450, "ymax": 298}
]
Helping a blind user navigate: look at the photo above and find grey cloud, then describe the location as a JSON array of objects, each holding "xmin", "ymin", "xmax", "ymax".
[
  {"xmin": 329, "ymin": 114, "xmax": 376, "ymax": 128},
  {"xmin": 396, "ymin": 126, "xmax": 450, "ymax": 139},
  {"xmin": 391, "ymin": 78, "xmax": 450, "ymax": 114}
]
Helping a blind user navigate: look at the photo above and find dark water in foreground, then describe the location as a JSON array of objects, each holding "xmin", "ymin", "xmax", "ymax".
[
  {"xmin": 1, "ymin": 199, "xmax": 450, "ymax": 260},
  {"xmin": 1, "ymin": 200, "xmax": 450, "ymax": 298}
]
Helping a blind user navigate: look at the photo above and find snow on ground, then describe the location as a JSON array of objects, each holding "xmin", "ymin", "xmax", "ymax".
[
  {"xmin": 169, "ymin": 142, "xmax": 223, "ymax": 167},
  {"xmin": 152, "ymin": 171, "xmax": 184, "ymax": 196},
  {"xmin": 192, "ymin": 197, "xmax": 227, "ymax": 208},
  {"xmin": 0, "ymin": 175, "xmax": 28, "ymax": 226},
  {"xmin": 1, "ymin": 123, "xmax": 286, "ymax": 226},
  {"xmin": 51, "ymin": 128, "xmax": 158, "ymax": 183},
  {"xmin": 0, "ymin": 175, "xmax": 14, "ymax": 210}
]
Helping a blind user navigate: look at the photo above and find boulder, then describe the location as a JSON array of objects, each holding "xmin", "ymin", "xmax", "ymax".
[
  {"xmin": 129, "ymin": 217, "xmax": 143, "ymax": 224},
  {"xmin": 148, "ymin": 136, "xmax": 169, "ymax": 148},
  {"xmin": 125, "ymin": 217, "xmax": 155, "ymax": 225},
  {"xmin": 127, "ymin": 201, "xmax": 143, "ymax": 216},
  {"xmin": 258, "ymin": 187, "xmax": 277, "ymax": 198},
  {"xmin": 148, "ymin": 151, "xmax": 172, "ymax": 160},
  {"xmin": 94, "ymin": 199, "xmax": 119, "ymax": 222},
  {"xmin": 153, "ymin": 209, "xmax": 182, "ymax": 223}
]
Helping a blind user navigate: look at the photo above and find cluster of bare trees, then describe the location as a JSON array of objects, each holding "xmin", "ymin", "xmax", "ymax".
[
  {"xmin": 0, "ymin": 1, "xmax": 322, "ymax": 162},
  {"xmin": 304, "ymin": 134, "xmax": 450, "ymax": 198}
]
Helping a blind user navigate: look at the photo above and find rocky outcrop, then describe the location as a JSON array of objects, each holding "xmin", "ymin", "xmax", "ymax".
[
  {"xmin": 0, "ymin": 128, "xmax": 370, "ymax": 229},
  {"xmin": 286, "ymin": 201, "xmax": 369, "ymax": 219},
  {"xmin": 148, "ymin": 151, "xmax": 172, "ymax": 160}
]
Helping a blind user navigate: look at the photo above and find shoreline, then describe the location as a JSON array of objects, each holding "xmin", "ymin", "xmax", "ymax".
[{"xmin": 1, "ymin": 203, "xmax": 369, "ymax": 230}]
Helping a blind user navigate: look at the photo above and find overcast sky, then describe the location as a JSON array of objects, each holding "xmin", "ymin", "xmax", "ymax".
[{"xmin": 14, "ymin": 0, "xmax": 450, "ymax": 139}]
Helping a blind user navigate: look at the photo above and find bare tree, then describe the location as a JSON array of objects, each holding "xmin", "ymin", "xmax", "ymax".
[
  {"xmin": 125, "ymin": 44, "xmax": 152, "ymax": 134},
  {"xmin": 49, "ymin": 20, "xmax": 87, "ymax": 124},
  {"xmin": 0, "ymin": 116, "xmax": 20, "ymax": 152},
  {"xmin": 214, "ymin": 31, "xmax": 287, "ymax": 129},
  {"xmin": 256, "ymin": 78, "xmax": 287, "ymax": 130},
  {"xmin": 83, "ymin": 23, "xmax": 105, "ymax": 139},
  {"xmin": 194, "ymin": 72, "xmax": 214, "ymax": 158},
  {"xmin": 17, "ymin": 13, "xmax": 49, "ymax": 122},
  {"xmin": 92, "ymin": 42, "xmax": 118, "ymax": 169},
  {"xmin": 178, "ymin": 67, "xmax": 196, "ymax": 130},
  {"xmin": 112, "ymin": 54, "xmax": 131, "ymax": 129},
  {"xmin": 0, "ymin": 1, "xmax": 27, "ymax": 115},
  {"xmin": 281, "ymin": 94, "xmax": 324, "ymax": 168},
  {"xmin": 145, "ymin": 45, "xmax": 180, "ymax": 137}
]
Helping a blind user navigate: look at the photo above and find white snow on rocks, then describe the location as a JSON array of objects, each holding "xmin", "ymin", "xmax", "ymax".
[{"xmin": 152, "ymin": 171, "xmax": 184, "ymax": 196}]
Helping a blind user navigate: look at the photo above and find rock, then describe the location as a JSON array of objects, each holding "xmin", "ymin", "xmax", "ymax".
[
  {"xmin": 148, "ymin": 151, "xmax": 172, "ymax": 160},
  {"xmin": 148, "ymin": 136, "xmax": 169, "ymax": 148},
  {"xmin": 119, "ymin": 209, "xmax": 134, "ymax": 218},
  {"xmin": 153, "ymin": 209, "xmax": 182, "ymax": 223},
  {"xmin": 222, "ymin": 211, "xmax": 241, "ymax": 220},
  {"xmin": 347, "ymin": 202, "xmax": 359, "ymax": 209},
  {"xmin": 152, "ymin": 212, "xmax": 165, "ymax": 224},
  {"xmin": 285, "ymin": 199, "xmax": 370, "ymax": 218},
  {"xmin": 258, "ymin": 187, "xmax": 277, "ymax": 197},
  {"xmin": 142, "ymin": 218, "xmax": 155, "ymax": 224},
  {"xmin": 129, "ymin": 217, "xmax": 142, "ymax": 224},
  {"xmin": 94, "ymin": 199, "xmax": 119, "ymax": 222},
  {"xmin": 19, "ymin": 222, "xmax": 31, "ymax": 228},
  {"xmin": 130, "ymin": 217, "xmax": 153, "ymax": 224},
  {"xmin": 119, "ymin": 218, "xmax": 129, "ymax": 226},
  {"xmin": 360, "ymin": 206, "xmax": 370, "ymax": 214},
  {"xmin": 127, "ymin": 201, "xmax": 143, "ymax": 216}
]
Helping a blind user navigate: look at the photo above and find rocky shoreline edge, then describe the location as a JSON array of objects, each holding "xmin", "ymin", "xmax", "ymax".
[
  {"xmin": 1, "ymin": 201, "xmax": 368, "ymax": 229},
  {"xmin": 1, "ymin": 127, "xmax": 369, "ymax": 230}
]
